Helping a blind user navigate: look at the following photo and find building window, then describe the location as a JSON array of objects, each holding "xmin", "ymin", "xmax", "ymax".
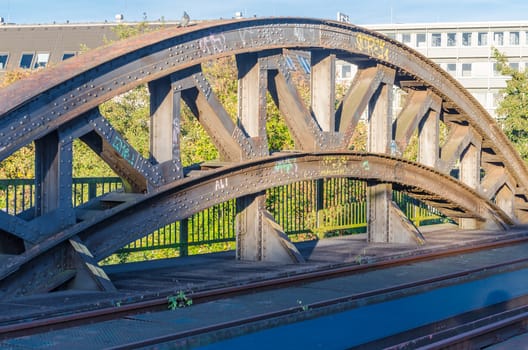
[
  {"xmin": 462, "ymin": 32, "xmax": 472, "ymax": 46},
  {"xmin": 461, "ymin": 63, "xmax": 472, "ymax": 77},
  {"xmin": 431, "ymin": 33, "xmax": 441, "ymax": 47},
  {"xmin": 416, "ymin": 33, "xmax": 426, "ymax": 47},
  {"xmin": 62, "ymin": 52, "xmax": 75, "ymax": 60},
  {"xmin": 401, "ymin": 33, "xmax": 411, "ymax": 45},
  {"xmin": 510, "ymin": 31, "xmax": 520, "ymax": 45},
  {"xmin": 33, "ymin": 53, "xmax": 50, "ymax": 68},
  {"xmin": 493, "ymin": 63, "xmax": 502, "ymax": 76},
  {"xmin": 492, "ymin": 91, "xmax": 503, "ymax": 108},
  {"xmin": 447, "ymin": 33, "xmax": 457, "ymax": 46},
  {"xmin": 471, "ymin": 92, "xmax": 487, "ymax": 107},
  {"xmin": 478, "ymin": 32, "xmax": 488, "ymax": 46},
  {"xmin": 0, "ymin": 54, "xmax": 8, "ymax": 70},
  {"xmin": 494, "ymin": 32, "xmax": 504, "ymax": 46},
  {"xmin": 446, "ymin": 63, "xmax": 457, "ymax": 75},
  {"xmin": 19, "ymin": 53, "xmax": 34, "ymax": 69},
  {"xmin": 341, "ymin": 65, "xmax": 352, "ymax": 79},
  {"xmin": 509, "ymin": 62, "xmax": 519, "ymax": 71}
]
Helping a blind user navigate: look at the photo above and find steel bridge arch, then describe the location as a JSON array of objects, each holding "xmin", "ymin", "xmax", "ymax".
[
  {"xmin": 80, "ymin": 152, "xmax": 513, "ymax": 261},
  {"xmin": 0, "ymin": 152, "xmax": 513, "ymax": 297},
  {"xmin": 1, "ymin": 18, "xmax": 527, "ymax": 182},
  {"xmin": 1, "ymin": 17, "xmax": 528, "ymax": 297}
]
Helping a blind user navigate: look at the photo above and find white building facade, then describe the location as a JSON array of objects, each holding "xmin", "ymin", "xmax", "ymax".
[{"xmin": 338, "ymin": 21, "xmax": 528, "ymax": 119}]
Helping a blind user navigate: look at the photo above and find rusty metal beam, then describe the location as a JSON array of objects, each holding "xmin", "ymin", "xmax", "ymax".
[
  {"xmin": 266, "ymin": 54, "xmax": 342, "ymax": 151},
  {"xmin": 495, "ymin": 185, "xmax": 515, "ymax": 221},
  {"xmin": 481, "ymin": 166, "xmax": 508, "ymax": 201},
  {"xmin": 0, "ymin": 152, "xmax": 513, "ymax": 296},
  {"xmin": 236, "ymin": 53, "xmax": 269, "ymax": 156},
  {"xmin": 0, "ymin": 241, "xmax": 75, "ymax": 299},
  {"xmin": 311, "ymin": 51, "xmax": 336, "ymax": 132},
  {"xmin": 73, "ymin": 153, "xmax": 511, "ymax": 260},
  {"xmin": 148, "ymin": 76, "xmax": 184, "ymax": 183},
  {"xmin": 179, "ymin": 69, "xmax": 258, "ymax": 161},
  {"xmin": 418, "ymin": 107, "xmax": 441, "ymax": 168},
  {"xmin": 438, "ymin": 124, "xmax": 480, "ymax": 174},
  {"xmin": 336, "ymin": 65, "xmax": 395, "ymax": 149},
  {"xmin": 459, "ymin": 142, "xmax": 482, "ymax": 229},
  {"xmin": 0, "ymin": 211, "xmax": 40, "ymax": 245},
  {"xmin": 34, "ymin": 131, "xmax": 75, "ymax": 238},
  {"xmin": 394, "ymin": 90, "xmax": 442, "ymax": 152},
  {"xmin": 0, "ymin": 18, "xmax": 525, "ymax": 193},
  {"xmin": 1, "ymin": 17, "xmax": 528, "ymax": 295}
]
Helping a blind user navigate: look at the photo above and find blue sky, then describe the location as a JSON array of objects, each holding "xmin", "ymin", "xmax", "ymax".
[{"xmin": 1, "ymin": 0, "xmax": 527, "ymax": 25}]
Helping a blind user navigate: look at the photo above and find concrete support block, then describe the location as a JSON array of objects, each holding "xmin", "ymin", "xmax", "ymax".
[
  {"xmin": 388, "ymin": 201, "xmax": 426, "ymax": 245},
  {"xmin": 367, "ymin": 183, "xmax": 424, "ymax": 245},
  {"xmin": 68, "ymin": 237, "xmax": 116, "ymax": 292},
  {"xmin": 236, "ymin": 193, "xmax": 304, "ymax": 263},
  {"xmin": 367, "ymin": 183, "xmax": 392, "ymax": 243}
]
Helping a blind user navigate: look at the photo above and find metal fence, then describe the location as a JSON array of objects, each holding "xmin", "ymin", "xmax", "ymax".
[
  {"xmin": 0, "ymin": 177, "xmax": 446, "ymax": 256},
  {"xmin": 0, "ymin": 177, "xmax": 123, "ymax": 215}
]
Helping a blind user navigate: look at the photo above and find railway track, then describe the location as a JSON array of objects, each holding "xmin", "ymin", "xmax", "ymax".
[
  {"xmin": 377, "ymin": 296, "xmax": 528, "ymax": 349},
  {"xmin": 2, "ymin": 234, "xmax": 528, "ymax": 348}
]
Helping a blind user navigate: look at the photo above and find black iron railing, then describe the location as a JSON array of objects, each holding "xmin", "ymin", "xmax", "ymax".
[{"xmin": 0, "ymin": 177, "xmax": 446, "ymax": 258}]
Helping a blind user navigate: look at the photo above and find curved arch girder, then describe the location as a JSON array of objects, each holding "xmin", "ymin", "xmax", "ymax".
[
  {"xmin": 1, "ymin": 17, "xmax": 528, "ymax": 297},
  {"xmin": 1, "ymin": 18, "xmax": 527, "ymax": 193},
  {"xmin": 74, "ymin": 152, "xmax": 510, "ymax": 259},
  {"xmin": 0, "ymin": 152, "xmax": 510, "ymax": 285},
  {"xmin": 0, "ymin": 153, "xmax": 515, "ymax": 298}
]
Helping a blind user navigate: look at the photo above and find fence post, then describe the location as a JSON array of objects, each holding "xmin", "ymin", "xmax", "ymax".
[
  {"xmin": 315, "ymin": 179, "xmax": 324, "ymax": 230},
  {"xmin": 179, "ymin": 218, "xmax": 189, "ymax": 257},
  {"xmin": 88, "ymin": 181, "xmax": 97, "ymax": 200}
]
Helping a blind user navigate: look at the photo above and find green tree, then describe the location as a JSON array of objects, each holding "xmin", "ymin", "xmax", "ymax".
[{"xmin": 493, "ymin": 48, "xmax": 528, "ymax": 161}]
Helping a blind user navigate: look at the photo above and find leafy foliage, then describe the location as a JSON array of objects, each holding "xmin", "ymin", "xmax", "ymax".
[
  {"xmin": 493, "ymin": 48, "xmax": 528, "ymax": 160},
  {"xmin": 0, "ymin": 146, "xmax": 34, "ymax": 178},
  {"xmin": 0, "ymin": 69, "xmax": 33, "ymax": 88},
  {"xmin": 168, "ymin": 290, "xmax": 193, "ymax": 309},
  {"xmin": 0, "ymin": 70, "xmax": 37, "ymax": 179}
]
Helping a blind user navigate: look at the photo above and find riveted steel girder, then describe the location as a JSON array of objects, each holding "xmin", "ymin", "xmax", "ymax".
[
  {"xmin": 1, "ymin": 17, "xmax": 528, "ymax": 296},
  {"xmin": 0, "ymin": 18, "xmax": 527, "ymax": 191},
  {"xmin": 0, "ymin": 152, "xmax": 511, "ymax": 289},
  {"xmin": 76, "ymin": 153, "xmax": 511, "ymax": 260}
]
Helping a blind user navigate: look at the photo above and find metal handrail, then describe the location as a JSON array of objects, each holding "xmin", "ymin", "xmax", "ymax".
[{"xmin": 0, "ymin": 177, "xmax": 446, "ymax": 259}]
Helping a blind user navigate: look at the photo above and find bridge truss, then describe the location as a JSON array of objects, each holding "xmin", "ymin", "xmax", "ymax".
[{"xmin": 1, "ymin": 17, "xmax": 528, "ymax": 298}]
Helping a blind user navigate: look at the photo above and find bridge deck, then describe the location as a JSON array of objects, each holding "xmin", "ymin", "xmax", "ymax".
[
  {"xmin": 2, "ymin": 227, "xmax": 528, "ymax": 348},
  {"xmin": 0, "ymin": 225, "xmax": 527, "ymax": 327}
]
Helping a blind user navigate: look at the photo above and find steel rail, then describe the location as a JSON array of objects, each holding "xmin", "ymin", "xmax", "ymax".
[
  {"xmin": 383, "ymin": 299, "xmax": 528, "ymax": 350},
  {"xmin": 89, "ymin": 237, "xmax": 528, "ymax": 350},
  {"xmin": 419, "ymin": 310, "xmax": 528, "ymax": 349},
  {"xmin": 2, "ymin": 234, "xmax": 528, "ymax": 342}
]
